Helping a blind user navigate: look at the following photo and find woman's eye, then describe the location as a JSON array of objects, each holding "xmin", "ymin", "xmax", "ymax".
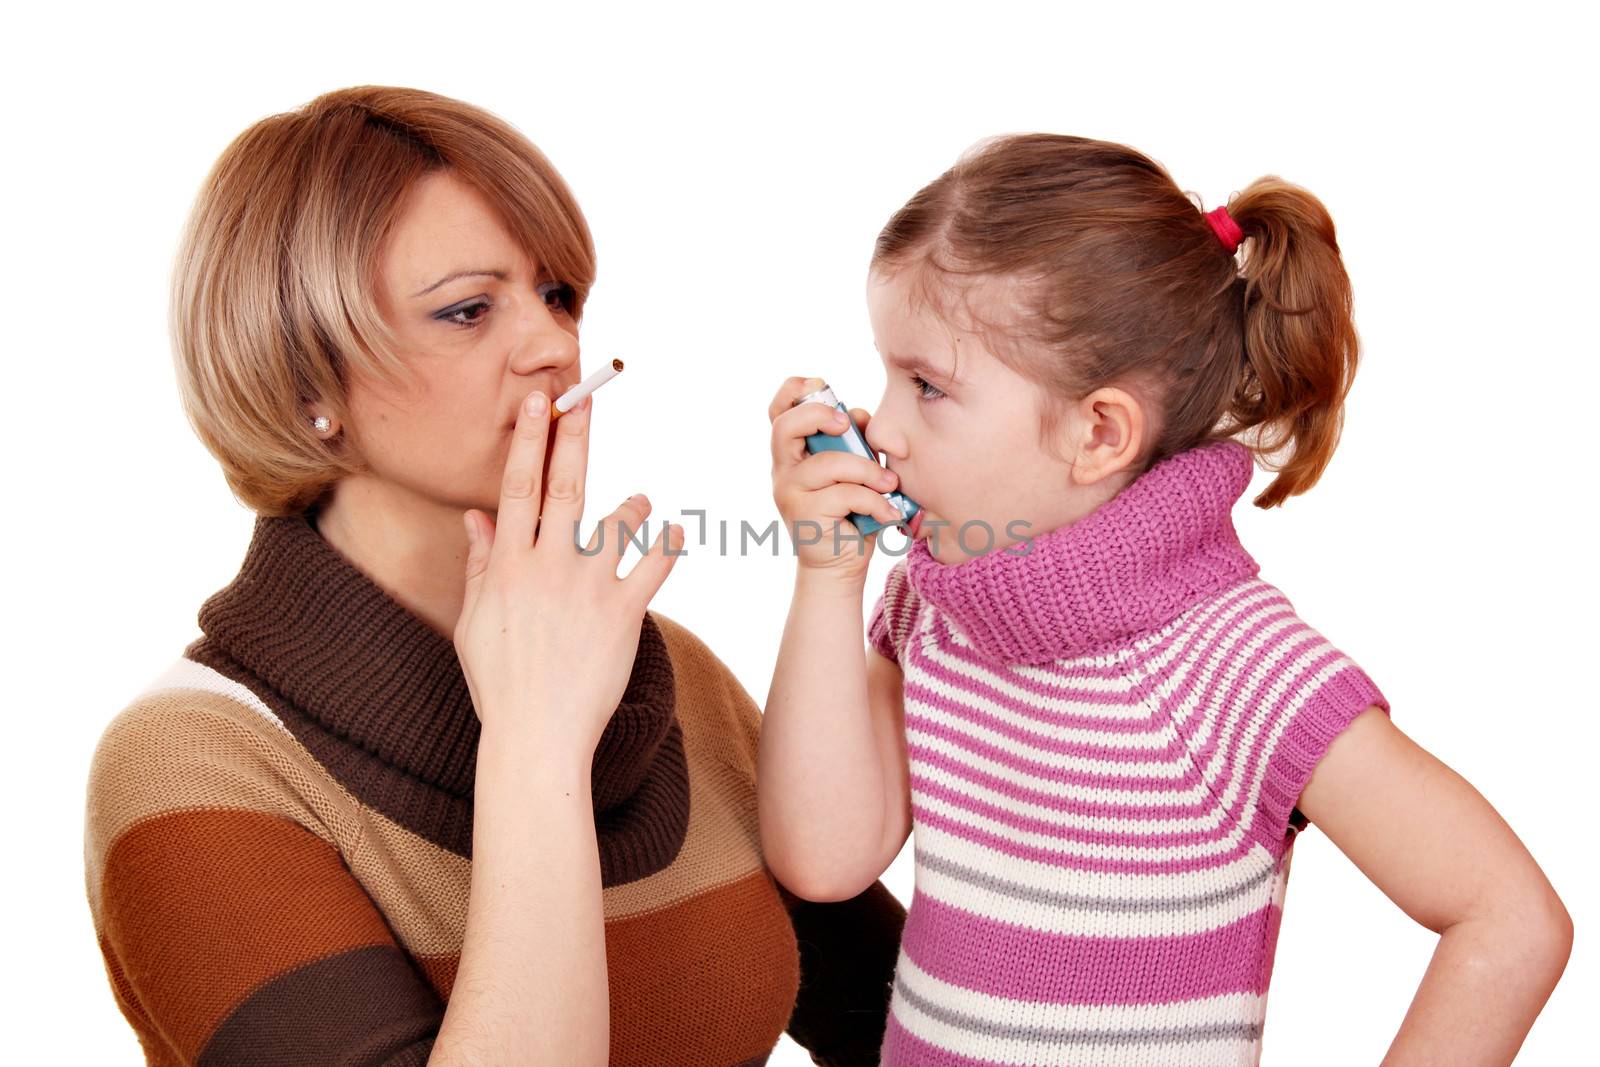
[
  {"xmin": 537, "ymin": 280, "xmax": 576, "ymax": 315},
  {"xmin": 910, "ymin": 373, "xmax": 946, "ymax": 401},
  {"xmin": 437, "ymin": 298, "xmax": 491, "ymax": 329}
]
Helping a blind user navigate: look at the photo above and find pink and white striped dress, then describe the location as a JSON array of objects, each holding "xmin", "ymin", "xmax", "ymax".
[{"xmin": 867, "ymin": 438, "xmax": 1388, "ymax": 1066}]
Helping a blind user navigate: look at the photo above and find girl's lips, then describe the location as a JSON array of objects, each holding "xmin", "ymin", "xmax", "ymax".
[{"xmin": 909, "ymin": 509, "xmax": 925, "ymax": 538}]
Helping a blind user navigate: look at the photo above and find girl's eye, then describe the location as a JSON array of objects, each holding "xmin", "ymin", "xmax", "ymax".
[
  {"xmin": 436, "ymin": 297, "xmax": 492, "ymax": 329},
  {"xmin": 910, "ymin": 373, "xmax": 946, "ymax": 401},
  {"xmin": 538, "ymin": 280, "xmax": 576, "ymax": 315}
]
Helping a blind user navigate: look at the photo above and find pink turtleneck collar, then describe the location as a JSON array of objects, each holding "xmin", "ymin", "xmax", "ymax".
[{"xmin": 904, "ymin": 438, "xmax": 1261, "ymax": 665}]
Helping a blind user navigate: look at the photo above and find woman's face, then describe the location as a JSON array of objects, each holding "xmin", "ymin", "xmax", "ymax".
[{"xmin": 346, "ymin": 169, "xmax": 583, "ymax": 515}]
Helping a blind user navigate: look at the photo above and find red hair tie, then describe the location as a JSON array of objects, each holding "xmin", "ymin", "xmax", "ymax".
[{"xmin": 1204, "ymin": 205, "xmax": 1244, "ymax": 254}]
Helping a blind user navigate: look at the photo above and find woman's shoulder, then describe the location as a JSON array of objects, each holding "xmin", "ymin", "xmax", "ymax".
[
  {"xmin": 85, "ymin": 656, "xmax": 352, "ymax": 896},
  {"xmin": 647, "ymin": 610, "xmax": 761, "ymax": 772},
  {"xmin": 89, "ymin": 656, "xmax": 315, "ymax": 785}
]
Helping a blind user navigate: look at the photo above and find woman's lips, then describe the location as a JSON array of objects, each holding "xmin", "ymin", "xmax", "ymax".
[{"xmin": 908, "ymin": 509, "xmax": 925, "ymax": 538}]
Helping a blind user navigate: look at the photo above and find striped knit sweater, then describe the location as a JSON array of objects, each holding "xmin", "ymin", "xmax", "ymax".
[
  {"xmin": 866, "ymin": 439, "xmax": 1389, "ymax": 1067},
  {"xmin": 85, "ymin": 511, "xmax": 904, "ymax": 1067}
]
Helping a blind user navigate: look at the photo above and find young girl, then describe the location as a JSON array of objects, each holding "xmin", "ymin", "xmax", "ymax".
[{"xmin": 758, "ymin": 134, "xmax": 1571, "ymax": 1066}]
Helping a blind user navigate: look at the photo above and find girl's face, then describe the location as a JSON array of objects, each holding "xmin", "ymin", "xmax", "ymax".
[
  {"xmin": 342, "ymin": 169, "xmax": 584, "ymax": 517},
  {"xmin": 864, "ymin": 268, "xmax": 1143, "ymax": 564}
]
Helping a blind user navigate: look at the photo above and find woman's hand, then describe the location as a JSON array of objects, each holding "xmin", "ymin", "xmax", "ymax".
[
  {"xmin": 454, "ymin": 388, "xmax": 684, "ymax": 759},
  {"xmin": 769, "ymin": 376, "xmax": 903, "ymax": 583}
]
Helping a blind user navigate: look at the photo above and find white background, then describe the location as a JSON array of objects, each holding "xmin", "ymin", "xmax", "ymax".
[{"xmin": 5, "ymin": 2, "xmax": 1593, "ymax": 1063}]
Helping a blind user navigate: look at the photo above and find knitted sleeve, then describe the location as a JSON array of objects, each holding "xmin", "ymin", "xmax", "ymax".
[
  {"xmin": 866, "ymin": 558, "xmax": 919, "ymax": 666},
  {"xmin": 84, "ymin": 694, "xmax": 442, "ymax": 1065},
  {"xmin": 1164, "ymin": 583, "xmax": 1391, "ymax": 856},
  {"xmin": 651, "ymin": 613, "xmax": 907, "ymax": 1065},
  {"xmin": 778, "ymin": 881, "xmax": 906, "ymax": 1067}
]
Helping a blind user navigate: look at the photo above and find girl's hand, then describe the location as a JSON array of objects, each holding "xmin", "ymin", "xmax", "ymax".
[
  {"xmin": 454, "ymin": 389, "xmax": 685, "ymax": 759},
  {"xmin": 769, "ymin": 376, "xmax": 903, "ymax": 582},
  {"xmin": 1299, "ymin": 708, "xmax": 1572, "ymax": 1064}
]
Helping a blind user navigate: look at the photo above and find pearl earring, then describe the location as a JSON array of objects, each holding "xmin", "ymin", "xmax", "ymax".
[{"xmin": 312, "ymin": 416, "xmax": 331, "ymax": 433}]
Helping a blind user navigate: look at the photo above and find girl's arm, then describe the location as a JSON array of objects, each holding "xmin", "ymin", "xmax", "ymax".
[
  {"xmin": 758, "ymin": 568, "xmax": 913, "ymax": 901},
  {"xmin": 760, "ymin": 377, "xmax": 915, "ymax": 902},
  {"xmin": 1297, "ymin": 707, "xmax": 1573, "ymax": 1066}
]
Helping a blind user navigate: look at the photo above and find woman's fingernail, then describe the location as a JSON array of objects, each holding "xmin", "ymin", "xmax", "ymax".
[
  {"xmin": 526, "ymin": 392, "xmax": 547, "ymax": 414},
  {"xmin": 833, "ymin": 411, "xmax": 848, "ymax": 425}
]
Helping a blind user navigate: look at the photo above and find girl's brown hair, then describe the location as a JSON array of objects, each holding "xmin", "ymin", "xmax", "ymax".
[
  {"xmin": 872, "ymin": 133, "xmax": 1359, "ymax": 508},
  {"xmin": 170, "ymin": 85, "xmax": 595, "ymax": 516}
]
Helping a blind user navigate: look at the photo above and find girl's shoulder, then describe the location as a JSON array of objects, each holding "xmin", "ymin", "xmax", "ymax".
[
  {"xmin": 867, "ymin": 556, "xmax": 925, "ymax": 667},
  {"xmin": 1153, "ymin": 573, "xmax": 1377, "ymax": 685},
  {"xmin": 1135, "ymin": 575, "xmax": 1391, "ymax": 850}
]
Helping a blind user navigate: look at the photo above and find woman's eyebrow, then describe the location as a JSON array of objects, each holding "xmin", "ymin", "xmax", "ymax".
[{"xmin": 412, "ymin": 268, "xmax": 509, "ymax": 298}]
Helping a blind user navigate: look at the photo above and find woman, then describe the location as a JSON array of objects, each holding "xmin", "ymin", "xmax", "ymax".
[{"xmin": 83, "ymin": 85, "xmax": 904, "ymax": 1067}]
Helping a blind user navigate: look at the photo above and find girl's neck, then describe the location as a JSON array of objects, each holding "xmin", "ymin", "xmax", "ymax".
[{"xmin": 904, "ymin": 437, "xmax": 1261, "ymax": 664}]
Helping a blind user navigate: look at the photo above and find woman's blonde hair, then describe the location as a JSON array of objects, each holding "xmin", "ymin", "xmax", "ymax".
[{"xmin": 170, "ymin": 85, "xmax": 596, "ymax": 516}]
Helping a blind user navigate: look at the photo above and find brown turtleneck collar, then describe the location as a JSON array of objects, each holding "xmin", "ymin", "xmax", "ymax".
[{"xmin": 185, "ymin": 511, "xmax": 689, "ymax": 886}]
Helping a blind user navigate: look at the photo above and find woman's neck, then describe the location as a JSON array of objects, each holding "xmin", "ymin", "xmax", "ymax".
[{"xmin": 312, "ymin": 476, "xmax": 472, "ymax": 642}]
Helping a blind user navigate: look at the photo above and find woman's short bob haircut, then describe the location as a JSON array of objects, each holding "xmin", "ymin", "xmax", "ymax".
[{"xmin": 170, "ymin": 85, "xmax": 595, "ymax": 516}]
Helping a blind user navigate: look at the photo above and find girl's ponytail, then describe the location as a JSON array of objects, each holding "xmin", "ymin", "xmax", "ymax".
[
  {"xmin": 870, "ymin": 135, "xmax": 1365, "ymax": 510},
  {"xmin": 1225, "ymin": 178, "xmax": 1360, "ymax": 508}
]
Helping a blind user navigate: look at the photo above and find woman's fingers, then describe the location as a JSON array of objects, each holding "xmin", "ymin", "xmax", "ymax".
[
  {"xmin": 623, "ymin": 519, "xmax": 685, "ymax": 607},
  {"xmin": 457, "ymin": 510, "xmax": 489, "ymax": 629},
  {"xmin": 585, "ymin": 494, "xmax": 653, "ymax": 557},
  {"xmin": 535, "ymin": 394, "xmax": 593, "ymax": 553},
  {"xmin": 496, "ymin": 389, "xmax": 554, "ymax": 549}
]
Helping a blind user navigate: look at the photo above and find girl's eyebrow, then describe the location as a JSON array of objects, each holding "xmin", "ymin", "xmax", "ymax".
[{"xmin": 885, "ymin": 349, "xmax": 956, "ymax": 385}]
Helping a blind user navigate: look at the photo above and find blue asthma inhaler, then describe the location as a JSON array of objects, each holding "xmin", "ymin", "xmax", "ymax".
[{"xmin": 797, "ymin": 384, "xmax": 922, "ymax": 537}]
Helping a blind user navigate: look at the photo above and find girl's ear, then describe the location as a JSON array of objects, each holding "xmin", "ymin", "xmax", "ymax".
[{"xmin": 1067, "ymin": 386, "xmax": 1147, "ymax": 487}]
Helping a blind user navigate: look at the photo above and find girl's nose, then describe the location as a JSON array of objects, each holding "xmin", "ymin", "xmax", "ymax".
[{"xmin": 865, "ymin": 403, "xmax": 906, "ymax": 460}]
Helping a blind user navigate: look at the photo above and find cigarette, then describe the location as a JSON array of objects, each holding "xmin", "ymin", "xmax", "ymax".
[{"xmin": 551, "ymin": 358, "xmax": 624, "ymax": 419}]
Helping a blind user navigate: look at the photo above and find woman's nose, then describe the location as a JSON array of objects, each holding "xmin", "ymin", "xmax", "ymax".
[{"xmin": 507, "ymin": 297, "xmax": 580, "ymax": 376}]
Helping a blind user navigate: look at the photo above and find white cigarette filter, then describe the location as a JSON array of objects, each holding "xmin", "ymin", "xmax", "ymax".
[{"xmin": 552, "ymin": 358, "xmax": 624, "ymax": 418}]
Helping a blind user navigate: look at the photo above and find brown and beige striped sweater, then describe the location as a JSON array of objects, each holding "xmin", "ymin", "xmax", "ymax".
[{"xmin": 84, "ymin": 512, "xmax": 904, "ymax": 1066}]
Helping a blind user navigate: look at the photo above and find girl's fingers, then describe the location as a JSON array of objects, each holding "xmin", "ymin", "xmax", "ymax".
[
  {"xmin": 497, "ymin": 390, "xmax": 553, "ymax": 549},
  {"xmin": 534, "ymin": 394, "xmax": 593, "ymax": 553},
  {"xmin": 770, "ymin": 399, "xmax": 856, "ymax": 470},
  {"xmin": 811, "ymin": 483, "xmax": 907, "ymax": 527},
  {"xmin": 767, "ymin": 376, "xmax": 829, "ymax": 423},
  {"xmin": 785, "ymin": 450, "xmax": 898, "ymax": 494}
]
